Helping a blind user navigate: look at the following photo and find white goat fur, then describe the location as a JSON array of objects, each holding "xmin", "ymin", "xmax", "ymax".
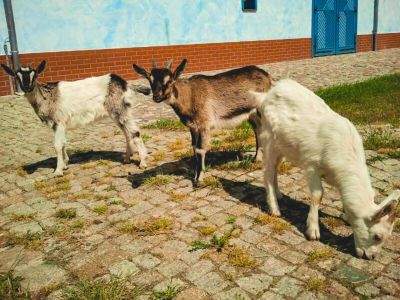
[{"xmin": 256, "ymin": 79, "xmax": 399, "ymax": 259}]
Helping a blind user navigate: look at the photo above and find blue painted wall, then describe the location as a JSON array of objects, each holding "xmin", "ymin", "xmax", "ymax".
[{"xmin": 0, "ymin": 0, "xmax": 399, "ymax": 54}]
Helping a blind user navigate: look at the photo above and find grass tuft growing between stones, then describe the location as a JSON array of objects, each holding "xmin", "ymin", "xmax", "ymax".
[
  {"xmin": 306, "ymin": 247, "xmax": 335, "ymax": 263},
  {"xmin": 63, "ymin": 277, "xmax": 139, "ymax": 300},
  {"xmin": 168, "ymin": 192, "xmax": 186, "ymax": 201},
  {"xmin": 70, "ymin": 220, "xmax": 85, "ymax": 230},
  {"xmin": 167, "ymin": 140, "xmax": 186, "ymax": 151},
  {"xmin": 93, "ymin": 206, "xmax": 108, "ymax": 215},
  {"xmin": 305, "ymin": 278, "xmax": 325, "ymax": 292},
  {"xmin": 35, "ymin": 174, "xmax": 72, "ymax": 199},
  {"xmin": 66, "ymin": 147, "xmax": 93, "ymax": 156},
  {"xmin": 0, "ymin": 271, "xmax": 31, "ymax": 300},
  {"xmin": 278, "ymin": 161, "xmax": 293, "ymax": 174},
  {"xmin": 321, "ymin": 217, "xmax": 343, "ymax": 229},
  {"xmin": 141, "ymin": 134, "xmax": 152, "ymax": 142},
  {"xmin": 143, "ymin": 119, "xmax": 185, "ymax": 131},
  {"xmin": 10, "ymin": 213, "xmax": 36, "ymax": 222},
  {"xmin": 16, "ymin": 166, "xmax": 27, "ymax": 177},
  {"xmin": 363, "ymin": 126, "xmax": 400, "ymax": 150},
  {"xmin": 254, "ymin": 213, "xmax": 290, "ymax": 234},
  {"xmin": 151, "ymin": 285, "xmax": 181, "ymax": 300},
  {"xmin": 152, "ymin": 151, "xmax": 166, "ymax": 162},
  {"xmin": 217, "ymin": 159, "xmax": 262, "ymax": 171},
  {"xmin": 120, "ymin": 218, "xmax": 173, "ymax": 236},
  {"xmin": 144, "ymin": 174, "xmax": 174, "ymax": 186},
  {"xmin": 55, "ymin": 208, "xmax": 77, "ymax": 219},
  {"xmin": 227, "ymin": 247, "xmax": 256, "ymax": 268},
  {"xmin": 199, "ymin": 225, "xmax": 216, "ymax": 236},
  {"xmin": 173, "ymin": 149, "xmax": 192, "ymax": 160},
  {"xmin": 200, "ymin": 176, "xmax": 222, "ymax": 189},
  {"xmin": 6, "ymin": 231, "xmax": 43, "ymax": 249},
  {"xmin": 225, "ymin": 215, "xmax": 236, "ymax": 224}
]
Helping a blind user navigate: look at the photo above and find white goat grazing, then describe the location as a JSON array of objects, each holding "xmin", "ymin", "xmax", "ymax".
[
  {"xmin": 256, "ymin": 78, "xmax": 399, "ymax": 259},
  {"xmin": 1, "ymin": 61, "xmax": 148, "ymax": 176}
]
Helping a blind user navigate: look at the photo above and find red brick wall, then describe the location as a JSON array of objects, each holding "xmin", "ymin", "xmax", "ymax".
[
  {"xmin": 1, "ymin": 33, "xmax": 399, "ymax": 96},
  {"xmin": 0, "ymin": 38, "xmax": 311, "ymax": 96},
  {"xmin": 358, "ymin": 33, "xmax": 400, "ymax": 52}
]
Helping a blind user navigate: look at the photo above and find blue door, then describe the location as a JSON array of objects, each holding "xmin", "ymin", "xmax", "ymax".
[{"xmin": 312, "ymin": 0, "xmax": 357, "ymax": 57}]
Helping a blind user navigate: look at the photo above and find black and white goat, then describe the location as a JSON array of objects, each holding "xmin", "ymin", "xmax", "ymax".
[
  {"xmin": 1, "ymin": 61, "xmax": 147, "ymax": 176},
  {"xmin": 133, "ymin": 59, "xmax": 272, "ymax": 181}
]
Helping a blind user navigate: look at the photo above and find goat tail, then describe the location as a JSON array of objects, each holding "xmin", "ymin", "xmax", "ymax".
[{"xmin": 250, "ymin": 90, "xmax": 268, "ymax": 110}]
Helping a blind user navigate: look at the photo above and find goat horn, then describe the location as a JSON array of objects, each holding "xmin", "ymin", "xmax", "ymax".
[
  {"xmin": 165, "ymin": 59, "xmax": 173, "ymax": 69},
  {"xmin": 152, "ymin": 59, "xmax": 157, "ymax": 69}
]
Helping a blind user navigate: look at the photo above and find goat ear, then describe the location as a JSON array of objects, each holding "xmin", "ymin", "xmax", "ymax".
[
  {"xmin": 135, "ymin": 85, "xmax": 151, "ymax": 96},
  {"xmin": 371, "ymin": 198, "xmax": 398, "ymax": 223},
  {"xmin": 165, "ymin": 59, "xmax": 173, "ymax": 69},
  {"xmin": 36, "ymin": 60, "xmax": 46, "ymax": 75},
  {"xmin": 173, "ymin": 59, "xmax": 187, "ymax": 80},
  {"xmin": 1, "ymin": 64, "xmax": 16, "ymax": 76},
  {"xmin": 132, "ymin": 64, "xmax": 150, "ymax": 80}
]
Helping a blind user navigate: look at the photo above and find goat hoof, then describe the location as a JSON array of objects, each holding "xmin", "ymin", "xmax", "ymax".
[
  {"xmin": 54, "ymin": 170, "xmax": 64, "ymax": 177},
  {"xmin": 270, "ymin": 211, "xmax": 281, "ymax": 217},
  {"xmin": 139, "ymin": 161, "xmax": 147, "ymax": 169},
  {"xmin": 196, "ymin": 172, "xmax": 205, "ymax": 182},
  {"xmin": 63, "ymin": 165, "xmax": 69, "ymax": 170},
  {"xmin": 306, "ymin": 226, "xmax": 320, "ymax": 240}
]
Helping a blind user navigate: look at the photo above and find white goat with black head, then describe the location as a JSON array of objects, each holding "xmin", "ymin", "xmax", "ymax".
[
  {"xmin": 256, "ymin": 78, "xmax": 399, "ymax": 259},
  {"xmin": 1, "ymin": 61, "xmax": 148, "ymax": 176},
  {"xmin": 133, "ymin": 59, "xmax": 272, "ymax": 181}
]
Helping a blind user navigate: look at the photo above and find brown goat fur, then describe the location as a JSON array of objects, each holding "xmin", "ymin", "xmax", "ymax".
[{"xmin": 133, "ymin": 59, "xmax": 272, "ymax": 181}]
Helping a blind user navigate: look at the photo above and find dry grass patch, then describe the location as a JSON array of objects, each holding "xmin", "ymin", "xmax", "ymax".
[
  {"xmin": 152, "ymin": 151, "xmax": 166, "ymax": 162},
  {"xmin": 35, "ymin": 175, "xmax": 72, "ymax": 199},
  {"xmin": 66, "ymin": 147, "xmax": 93, "ymax": 156},
  {"xmin": 173, "ymin": 149, "xmax": 192, "ymax": 159},
  {"xmin": 305, "ymin": 278, "xmax": 325, "ymax": 292},
  {"xmin": 201, "ymin": 176, "xmax": 222, "ymax": 189},
  {"xmin": 144, "ymin": 174, "xmax": 174, "ymax": 186},
  {"xmin": 16, "ymin": 166, "xmax": 27, "ymax": 177},
  {"xmin": 81, "ymin": 162, "xmax": 97, "ymax": 170},
  {"xmin": 278, "ymin": 161, "xmax": 293, "ymax": 174},
  {"xmin": 70, "ymin": 220, "xmax": 85, "ymax": 230},
  {"xmin": 0, "ymin": 271, "xmax": 31, "ymax": 299},
  {"xmin": 321, "ymin": 217, "xmax": 343, "ymax": 229},
  {"xmin": 169, "ymin": 192, "xmax": 186, "ymax": 201},
  {"xmin": 306, "ymin": 247, "xmax": 335, "ymax": 263},
  {"xmin": 93, "ymin": 205, "xmax": 108, "ymax": 215},
  {"xmin": 97, "ymin": 159, "xmax": 112, "ymax": 167},
  {"xmin": 217, "ymin": 159, "xmax": 262, "ymax": 171},
  {"xmin": 70, "ymin": 191, "xmax": 92, "ymax": 201},
  {"xmin": 63, "ymin": 277, "xmax": 139, "ymax": 300},
  {"xmin": 55, "ymin": 208, "xmax": 76, "ymax": 219},
  {"xmin": 94, "ymin": 194, "xmax": 111, "ymax": 201},
  {"xmin": 167, "ymin": 140, "xmax": 186, "ymax": 151},
  {"xmin": 10, "ymin": 213, "xmax": 35, "ymax": 222},
  {"xmin": 120, "ymin": 218, "xmax": 173, "ymax": 236},
  {"xmin": 143, "ymin": 119, "xmax": 185, "ymax": 130},
  {"xmin": 227, "ymin": 247, "xmax": 256, "ymax": 268},
  {"xmin": 199, "ymin": 226, "xmax": 217, "ymax": 236},
  {"xmin": 6, "ymin": 231, "xmax": 43, "ymax": 249},
  {"xmin": 254, "ymin": 213, "xmax": 290, "ymax": 234}
]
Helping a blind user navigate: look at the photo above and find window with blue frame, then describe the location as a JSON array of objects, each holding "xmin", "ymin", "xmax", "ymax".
[{"xmin": 242, "ymin": 0, "xmax": 257, "ymax": 11}]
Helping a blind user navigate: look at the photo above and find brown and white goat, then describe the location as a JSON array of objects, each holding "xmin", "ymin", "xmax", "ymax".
[
  {"xmin": 133, "ymin": 59, "xmax": 272, "ymax": 181},
  {"xmin": 1, "ymin": 61, "xmax": 148, "ymax": 176}
]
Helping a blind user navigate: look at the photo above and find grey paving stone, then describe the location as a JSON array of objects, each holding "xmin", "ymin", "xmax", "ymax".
[
  {"xmin": 132, "ymin": 253, "xmax": 161, "ymax": 269},
  {"xmin": 214, "ymin": 287, "xmax": 250, "ymax": 300},
  {"xmin": 9, "ymin": 221, "xmax": 43, "ymax": 235},
  {"xmin": 193, "ymin": 272, "xmax": 228, "ymax": 295},
  {"xmin": 273, "ymin": 276, "xmax": 303, "ymax": 298},
  {"xmin": 259, "ymin": 257, "xmax": 296, "ymax": 276},
  {"xmin": 235, "ymin": 273, "xmax": 273, "ymax": 295},
  {"xmin": 108, "ymin": 260, "xmax": 140, "ymax": 277},
  {"xmin": 333, "ymin": 264, "xmax": 373, "ymax": 284}
]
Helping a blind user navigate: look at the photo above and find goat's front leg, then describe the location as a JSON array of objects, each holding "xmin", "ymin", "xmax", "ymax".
[
  {"xmin": 53, "ymin": 124, "xmax": 67, "ymax": 176},
  {"xmin": 194, "ymin": 128, "xmax": 210, "ymax": 182},
  {"xmin": 305, "ymin": 170, "xmax": 324, "ymax": 240},
  {"xmin": 62, "ymin": 145, "xmax": 69, "ymax": 167}
]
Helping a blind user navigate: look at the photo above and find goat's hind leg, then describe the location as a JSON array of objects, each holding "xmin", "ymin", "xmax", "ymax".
[
  {"xmin": 53, "ymin": 124, "xmax": 67, "ymax": 176},
  {"xmin": 305, "ymin": 170, "xmax": 324, "ymax": 240},
  {"xmin": 263, "ymin": 142, "xmax": 281, "ymax": 216},
  {"xmin": 124, "ymin": 120, "xmax": 148, "ymax": 169},
  {"xmin": 194, "ymin": 128, "xmax": 210, "ymax": 182},
  {"xmin": 249, "ymin": 111, "xmax": 263, "ymax": 162}
]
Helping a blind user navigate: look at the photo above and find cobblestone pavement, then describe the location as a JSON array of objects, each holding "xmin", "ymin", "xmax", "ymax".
[{"xmin": 0, "ymin": 48, "xmax": 399, "ymax": 299}]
